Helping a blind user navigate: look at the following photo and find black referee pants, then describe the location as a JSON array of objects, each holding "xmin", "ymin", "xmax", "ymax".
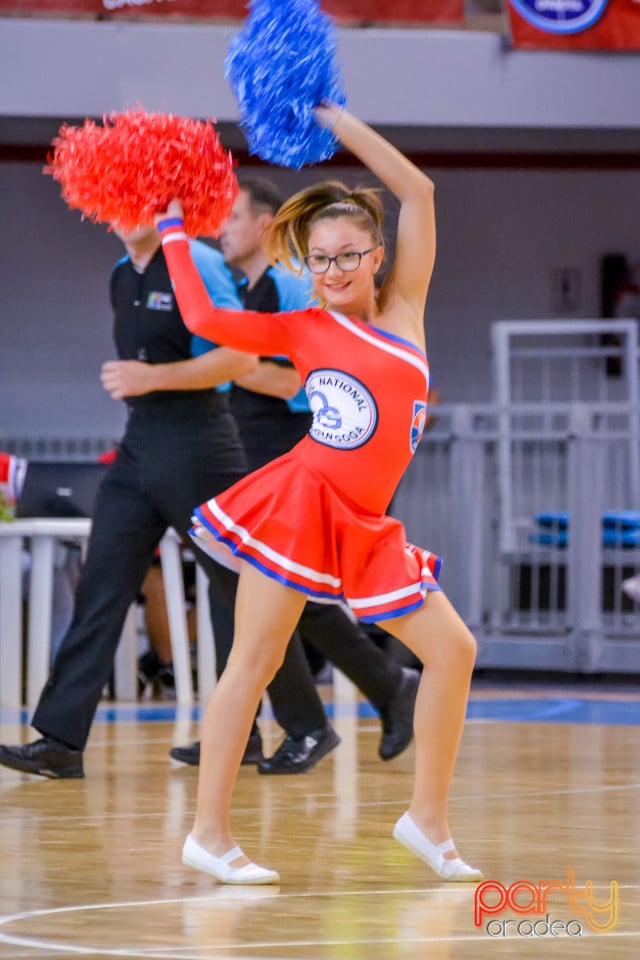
[{"xmin": 32, "ymin": 400, "xmax": 328, "ymax": 748}]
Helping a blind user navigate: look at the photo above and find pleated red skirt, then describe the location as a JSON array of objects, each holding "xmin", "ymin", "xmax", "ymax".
[{"xmin": 192, "ymin": 452, "xmax": 442, "ymax": 623}]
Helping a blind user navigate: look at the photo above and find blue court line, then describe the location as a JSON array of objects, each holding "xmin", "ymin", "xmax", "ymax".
[
  {"xmin": 2, "ymin": 696, "xmax": 640, "ymax": 728},
  {"xmin": 465, "ymin": 697, "xmax": 640, "ymax": 725},
  {"xmin": 351, "ymin": 697, "xmax": 640, "ymax": 726}
]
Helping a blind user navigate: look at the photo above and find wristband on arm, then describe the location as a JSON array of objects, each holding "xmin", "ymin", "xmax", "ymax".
[{"xmin": 158, "ymin": 217, "xmax": 187, "ymax": 241}]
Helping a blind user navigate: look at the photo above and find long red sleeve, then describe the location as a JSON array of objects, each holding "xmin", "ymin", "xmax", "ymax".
[{"xmin": 159, "ymin": 219, "xmax": 297, "ymax": 356}]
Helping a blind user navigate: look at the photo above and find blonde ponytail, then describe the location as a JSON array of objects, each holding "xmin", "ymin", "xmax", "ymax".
[{"xmin": 263, "ymin": 180, "xmax": 384, "ymax": 272}]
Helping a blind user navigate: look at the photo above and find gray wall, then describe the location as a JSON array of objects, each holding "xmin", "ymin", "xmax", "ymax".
[{"xmin": 1, "ymin": 18, "xmax": 639, "ymax": 131}]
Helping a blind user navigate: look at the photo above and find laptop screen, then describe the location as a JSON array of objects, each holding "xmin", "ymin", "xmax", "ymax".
[{"xmin": 16, "ymin": 462, "xmax": 108, "ymax": 519}]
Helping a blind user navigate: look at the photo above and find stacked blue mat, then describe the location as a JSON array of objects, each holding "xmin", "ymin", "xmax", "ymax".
[{"xmin": 529, "ymin": 511, "xmax": 640, "ymax": 548}]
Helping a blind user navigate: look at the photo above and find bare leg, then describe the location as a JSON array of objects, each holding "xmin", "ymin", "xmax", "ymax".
[
  {"xmin": 191, "ymin": 561, "xmax": 307, "ymax": 864},
  {"xmin": 379, "ymin": 589, "xmax": 477, "ymax": 864},
  {"xmin": 140, "ymin": 565, "xmax": 173, "ymax": 663}
]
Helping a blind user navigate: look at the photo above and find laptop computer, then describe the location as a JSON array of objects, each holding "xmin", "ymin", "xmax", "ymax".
[{"xmin": 16, "ymin": 461, "xmax": 109, "ymax": 519}]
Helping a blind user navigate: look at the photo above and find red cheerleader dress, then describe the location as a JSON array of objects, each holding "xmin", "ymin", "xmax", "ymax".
[{"xmin": 160, "ymin": 221, "xmax": 442, "ymax": 622}]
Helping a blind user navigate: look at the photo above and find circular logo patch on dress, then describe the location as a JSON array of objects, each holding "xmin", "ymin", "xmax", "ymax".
[{"xmin": 306, "ymin": 369, "xmax": 378, "ymax": 450}]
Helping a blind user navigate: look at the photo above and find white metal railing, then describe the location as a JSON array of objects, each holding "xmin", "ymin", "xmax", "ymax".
[
  {"xmin": 0, "ymin": 436, "xmax": 119, "ymax": 462},
  {"xmin": 394, "ymin": 400, "xmax": 640, "ymax": 674}
]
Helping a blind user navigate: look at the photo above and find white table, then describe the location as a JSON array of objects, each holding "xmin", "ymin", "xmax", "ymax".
[
  {"xmin": 0, "ymin": 520, "xmax": 211, "ymax": 710},
  {"xmin": 1, "ymin": 518, "xmax": 91, "ymax": 710}
]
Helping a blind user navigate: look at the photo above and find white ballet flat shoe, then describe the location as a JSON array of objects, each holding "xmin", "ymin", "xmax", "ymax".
[
  {"xmin": 182, "ymin": 834, "xmax": 280, "ymax": 885},
  {"xmin": 393, "ymin": 812, "xmax": 483, "ymax": 883}
]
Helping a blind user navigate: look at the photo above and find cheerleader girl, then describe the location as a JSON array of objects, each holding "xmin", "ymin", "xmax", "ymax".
[{"xmin": 156, "ymin": 102, "xmax": 482, "ymax": 885}]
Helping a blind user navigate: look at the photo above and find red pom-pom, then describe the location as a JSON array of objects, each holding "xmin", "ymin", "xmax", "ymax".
[{"xmin": 45, "ymin": 110, "xmax": 239, "ymax": 237}]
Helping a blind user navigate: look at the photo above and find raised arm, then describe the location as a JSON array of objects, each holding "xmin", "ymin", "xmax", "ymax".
[
  {"xmin": 157, "ymin": 210, "xmax": 296, "ymax": 358},
  {"xmin": 315, "ymin": 105, "xmax": 435, "ymax": 336}
]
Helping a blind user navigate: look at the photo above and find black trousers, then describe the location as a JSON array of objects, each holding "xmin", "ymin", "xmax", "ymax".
[
  {"xmin": 290, "ymin": 602, "xmax": 402, "ymax": 711},
  {"xmin": 32, "ymin": 397, "xmax": 327, "ymax": 748}
]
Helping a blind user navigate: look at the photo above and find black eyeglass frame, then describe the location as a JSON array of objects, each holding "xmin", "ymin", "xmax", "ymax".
[{"xmin": 303, "ymin": 247, "xmax": 379, "ymax": 275}]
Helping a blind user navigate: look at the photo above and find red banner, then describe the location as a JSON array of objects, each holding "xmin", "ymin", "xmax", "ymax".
[
  {"xmin": 0, "ymin": 0, "xmax": 463, "ymax": 24},
  {"xmin": 505, "ymin": 0, "xmax": 640, "ymax": 50}
]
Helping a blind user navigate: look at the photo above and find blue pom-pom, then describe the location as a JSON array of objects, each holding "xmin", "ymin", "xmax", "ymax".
[{"xmin": 225, "ymin": 0, "xmax": 347, "ymax": 169}]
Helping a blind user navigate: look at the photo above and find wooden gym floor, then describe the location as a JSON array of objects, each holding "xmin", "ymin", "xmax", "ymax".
[{"xmin": 0, "ymin": 680, "xmax": 639, "ymax": 958}]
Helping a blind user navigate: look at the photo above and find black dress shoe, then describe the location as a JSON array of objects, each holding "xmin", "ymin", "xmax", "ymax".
[
  {"xmin": 137, "ymin": 649, "xmax": 161, "ymax": 696},
  {"xmin": 258, "ymin": 724, "xmax": 340, "ymax": 775},
  {"xmin": 169, "ymin": 730, "xmax": 264, "ymax": 767},
  {"xmin": 378, "ymin": 667, "xmax": 420, "ymax": 761},
  {"xmin": 169, "ymin": 741, "xmax": 201, "ymax": 765},
  {"xmin": 138, "ymin": 650, "xmax": 176, "ymax": 700},
  {"xmin": 0, "ymin": 737, "xmax": 84, "ymax": 779}
]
